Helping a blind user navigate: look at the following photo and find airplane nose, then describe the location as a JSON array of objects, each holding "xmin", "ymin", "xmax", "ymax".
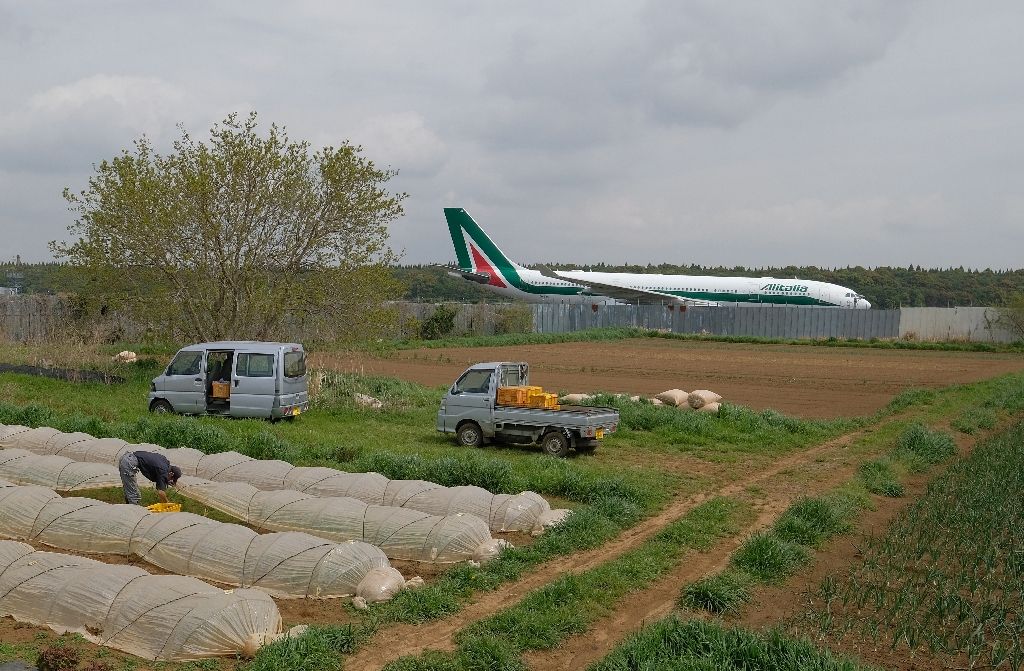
[{"xmin": 860, "ymin": 300, "xmax": 871, "ymax": 309}]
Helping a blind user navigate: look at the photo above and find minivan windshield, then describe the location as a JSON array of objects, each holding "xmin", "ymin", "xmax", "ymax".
[
  {"xmin": 284, "ymin": 351, "xmax": 306, "ymax": 378},
  {"xmin": 167, "ymin": 351, "xmax": 202, "ymax": 376}
]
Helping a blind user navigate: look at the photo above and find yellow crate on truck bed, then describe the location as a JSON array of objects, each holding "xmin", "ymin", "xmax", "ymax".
[
  {"xmin": 497, "ymin": 386, "xmax": 530, "ymax": 406},
  {"xmin": 528, "ymin": 391, "xmax": 560, "ymax": 409}
]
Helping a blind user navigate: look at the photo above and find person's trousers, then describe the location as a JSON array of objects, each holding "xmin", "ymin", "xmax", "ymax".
[{"xmin": 118, "ymin": 451, "xmax": 141, "ymax": 505}]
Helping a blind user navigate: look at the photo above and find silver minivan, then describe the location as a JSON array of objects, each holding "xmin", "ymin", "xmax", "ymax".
[{"xmin": 148, "ymin": 341, "xmax": 309, "ymax": 420}]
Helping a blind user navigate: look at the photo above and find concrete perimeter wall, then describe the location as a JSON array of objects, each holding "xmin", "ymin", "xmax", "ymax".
[
  {"xmin": 531, "ymin": 304, "xmax": 1019, "ymax": 343},
  {"xmin": 898, "ymin": 307, "xmax": 1018, "ymax": 343}
]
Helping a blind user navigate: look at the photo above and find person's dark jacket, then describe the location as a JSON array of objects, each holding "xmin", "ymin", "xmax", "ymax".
[{"xmin": 134, "ymin": 451, "xmax": 173, "ymax": 491}]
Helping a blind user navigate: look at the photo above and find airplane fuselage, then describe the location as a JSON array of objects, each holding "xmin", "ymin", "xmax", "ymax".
[{"xmin": 469, "ymin": 268, "xmax": 870, "ymax": 309}]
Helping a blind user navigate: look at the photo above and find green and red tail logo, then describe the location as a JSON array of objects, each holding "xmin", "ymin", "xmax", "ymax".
[
  {"xmin": 443, "ymin": 208, "xmax": 579, "ymax": 297},
  {"xmin": 445, "ymin": 208, "xmax": 520, "ymax": 288}
]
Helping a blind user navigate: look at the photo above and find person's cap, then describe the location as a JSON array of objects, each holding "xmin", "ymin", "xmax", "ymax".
[{"xmin": 169, "ymin": 465, "xmax": 182, "ymax": 484}]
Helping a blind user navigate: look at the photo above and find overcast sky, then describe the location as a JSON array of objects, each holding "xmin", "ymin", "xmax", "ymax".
[{"xmin": 2, "ymin": 1, "xmax": 1022, "ymax": 270}]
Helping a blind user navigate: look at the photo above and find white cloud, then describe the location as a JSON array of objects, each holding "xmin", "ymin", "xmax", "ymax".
[
  {"xmin": 0, "ymin": 75, "xmax": 193, "ymax": 173},
  {"xmin": 350, "ymin": 112, "xmax": 448, "ymax": 177}
]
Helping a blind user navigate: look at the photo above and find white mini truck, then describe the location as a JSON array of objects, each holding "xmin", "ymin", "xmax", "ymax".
[{"xmin": 437, "ymin": 362, "xmax": 619, "ymax": 457}]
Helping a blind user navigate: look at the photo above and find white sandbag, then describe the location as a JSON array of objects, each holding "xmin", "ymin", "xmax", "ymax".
[
  {"xmin": 649, "ymin": 398, "xmax": 664, "ymax": 406},
  {"xmin": 688, "ymin": 389, "xmax": 722, "ymax": 409},
  {"xmin": 655, "ymin": 389, "xmax": 689, "ymax": 407},
  {"xmin": 560, "ymin": 393, "xmax": 592, "ymax": 404},
  {"xmin": 697, "ymin": 401, "xmax": 721, "ymax": 414}
]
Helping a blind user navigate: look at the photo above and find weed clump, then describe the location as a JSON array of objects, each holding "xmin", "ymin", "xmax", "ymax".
[
  {"xmin": 858, "ymin": 460, "xmax": 904, "ymax": 497},
  {"xmin": 773, "ymin": 495, "xmax": 859, "ymax": 547},
  {"xmin": 679, "ymin": 571, "xmax": 752, "ymax": 614},
  {"xmin": 895, "ymin": 423, "xmax": 956, "ymax": 470},
  {"xmin": 730, "ymin": 532, "xmax": 809, "ymax": 583}
]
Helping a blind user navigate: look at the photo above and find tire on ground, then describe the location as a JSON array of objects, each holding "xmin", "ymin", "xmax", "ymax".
[{"xmin": 540, "ymin": 430, "xmax": 570, "ymax": 458}]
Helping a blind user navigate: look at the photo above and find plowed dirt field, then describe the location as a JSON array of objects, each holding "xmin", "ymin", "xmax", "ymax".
[{"xmin": 318, "ymin": 339, "xmax": 1024, "ymax": 418}]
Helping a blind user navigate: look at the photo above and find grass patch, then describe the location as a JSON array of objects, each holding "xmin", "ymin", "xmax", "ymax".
[
  {"xmin": 950, "ymin": 406, "xmax": 997, "ymax": 434},
  {"xmin": 374, "ymin": 326, "xmax": 1024, "ymax": 355},
  {"xmin": 893, "ymin": 423, "xmax": 956, "ymax": 471},
  {"xmin": 679, "ymin": 570, "xmax": 752, "ymax": 614},
  {"xmin": 382, "ymin": 497, "xmax": 750, "ymax": 670},
  {"xmin": 245, "ymin": 625, "xmax": 356, "ymax": 671},
  {"xmin": 588, "ymin": 616, "xmax": 875, "ymax": 671},
  {"xmin": 773, "ymin": 493, "xmax": 863, "ymax": 548},
  {"xmin": 730, "ymin": 532, "xmax": 809, "ymax": 584},
  {"xmin": 857, "ymin": 460, "xmax": 904, "ymax": 497}
]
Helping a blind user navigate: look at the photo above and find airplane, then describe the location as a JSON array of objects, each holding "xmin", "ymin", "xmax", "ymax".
[{"xmin": 442, "ymin": 208, "xmax": 871, "ymax": 309}]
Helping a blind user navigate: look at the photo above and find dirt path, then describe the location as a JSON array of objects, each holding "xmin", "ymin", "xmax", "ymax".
[
  {"xmin": 317, "ymin": 339, "xmax": 1024, "ymax": 418},
  {"xmin": 344, "ymin": 431, "xmax": 862, "ymax": 670}
]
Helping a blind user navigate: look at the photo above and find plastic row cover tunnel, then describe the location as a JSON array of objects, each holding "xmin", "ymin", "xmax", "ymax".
[
  {"xmin": 0, "ymin": 540, "xmax": 282, "ymax": 661},
  {"xmin": 0, "ymin": 439, "xmax": 507, "ymax": 564},
  {"xmin": 178, "ymin": 478, "xmax": 508, "ymax": 563},
  {"xmin": 0, "ymin": 477, "xmax": 405, "ymax": 601},
  {"xmin": 0, "ymin": 425, "xmax": 571, "ymax": 534}
]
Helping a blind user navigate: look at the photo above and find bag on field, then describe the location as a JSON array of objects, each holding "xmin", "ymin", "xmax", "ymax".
[
  {"xmin": 688, "ymin": 390, "xmax": 722, "ymax": 409},
  {"xmin": 560, "ymin": 393, "xmax": 592, "ymax": 404},
  {"xmin": 697, "ymin": 401, "xmax": 721, "ymax": 414},
  {"xmin": 655, "ymin": 389, "xmax": 689, "ymax": 407}
]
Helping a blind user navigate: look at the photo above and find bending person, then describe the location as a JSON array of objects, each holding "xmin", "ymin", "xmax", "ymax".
[{"xmin": 119, "ymin": 450, "xmax": 181, "ymax": 505}]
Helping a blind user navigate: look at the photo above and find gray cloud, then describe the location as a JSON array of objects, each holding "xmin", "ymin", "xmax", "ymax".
[{"xmin": 1, "ymin": 0, "xmax": 1022, "ymax": 272}]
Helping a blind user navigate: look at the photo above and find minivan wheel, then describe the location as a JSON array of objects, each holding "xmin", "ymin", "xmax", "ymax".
[
  {"xmin": 150, "ymin": 400, "xmax": 173, "ymax": 414},
  {"xmin": 456, "ymin": 422, "xmax": 484, "ymax": 448},
  {"xmin": 541, "ymin": 431, "xmax": 570, "ymax": 458}
]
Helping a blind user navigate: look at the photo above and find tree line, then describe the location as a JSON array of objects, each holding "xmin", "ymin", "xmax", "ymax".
[{"xmin": 8, "ymin": 261, "xmax": 1023, "ymax": 311}]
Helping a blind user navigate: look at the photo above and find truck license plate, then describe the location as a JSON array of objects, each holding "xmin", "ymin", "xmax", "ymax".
[{"xmin": 596, "ymin": 428, "xmax": 604, "ymax": 439}]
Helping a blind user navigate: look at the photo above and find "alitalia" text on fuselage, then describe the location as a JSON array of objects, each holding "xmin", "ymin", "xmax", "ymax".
[{"xmin": 760, "ymin": 283, "xmax": 809, "ymax": 292}]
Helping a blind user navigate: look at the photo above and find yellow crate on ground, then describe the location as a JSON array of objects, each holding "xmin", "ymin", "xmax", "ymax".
[
  {"xmin": 497, "ymin": 386, "xmax": 530, "ymax": 406},
  {"xmin": 146, "ymin": 502, "xmax": 181, "ymax": 513}
]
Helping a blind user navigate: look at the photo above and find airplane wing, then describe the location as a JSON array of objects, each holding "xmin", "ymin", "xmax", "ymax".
[{"xmin": 535, "ymin": 266, "xmax": 718, "ymax": 306}]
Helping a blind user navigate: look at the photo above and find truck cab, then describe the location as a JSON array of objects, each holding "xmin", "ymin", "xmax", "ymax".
[{"xmin": 148, "ymin": 341, "xmax": 309, "ymax": 420}]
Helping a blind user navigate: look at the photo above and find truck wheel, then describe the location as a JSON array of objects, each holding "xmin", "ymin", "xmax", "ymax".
[
  {"xmin": 150, "ymin": 400, "xmax": 173, "ymax": 414},
  {"xmin": 541, "ymin": 431, "xmax": 570, "ymax": 458},
  {"xmin": 456, "ymin": 422, "xmax": 484, "ymax": 448}
]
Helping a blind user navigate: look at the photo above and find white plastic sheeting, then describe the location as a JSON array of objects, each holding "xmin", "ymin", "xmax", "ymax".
[
  {"xmin": 177, "ymin": 479, "xmax": 508, "ymax": 563},
  {"xmin": 0, "ymin": 439, "xmax": 507, "ymax": 564},
  {"xmin": 0, "ymin": 479, "xmax": 405, "ymax": 601},
  {"xmin": 0, "ymin": 448, "xmax": 125, "ymax": 490},
  {"xmin": 0, "ymin": 540, "xmax": 282, "ymax": 661},
  {"xmin": 0, "ymin": 425, "xmax": 568, "ymax": 534}
]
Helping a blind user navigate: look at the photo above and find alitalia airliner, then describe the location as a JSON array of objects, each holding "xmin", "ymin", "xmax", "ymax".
[{"xmin": 443, "ymin": 208, "xmax": 870, "ymax": 309}]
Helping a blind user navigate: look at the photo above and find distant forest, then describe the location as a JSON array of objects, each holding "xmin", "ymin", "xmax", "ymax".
[{"xmin": 4, "ymin": 261, "xmax": 1024, "ymax": 310}]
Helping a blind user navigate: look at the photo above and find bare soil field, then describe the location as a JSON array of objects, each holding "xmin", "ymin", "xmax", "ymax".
[{"xmin": 318, "ymin": 339, "xmax": 1024, "ymax": 418}]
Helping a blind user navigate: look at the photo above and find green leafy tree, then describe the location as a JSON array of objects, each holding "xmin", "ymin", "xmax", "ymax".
[{"xmin": 52, "ymin": 112, "xmax": 405, "ymax": 342}]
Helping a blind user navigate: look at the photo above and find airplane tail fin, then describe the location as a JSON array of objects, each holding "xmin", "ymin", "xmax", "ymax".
[{"xmin": 443, "ymin": 208, "xmax": 525, "ymax": 287}]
